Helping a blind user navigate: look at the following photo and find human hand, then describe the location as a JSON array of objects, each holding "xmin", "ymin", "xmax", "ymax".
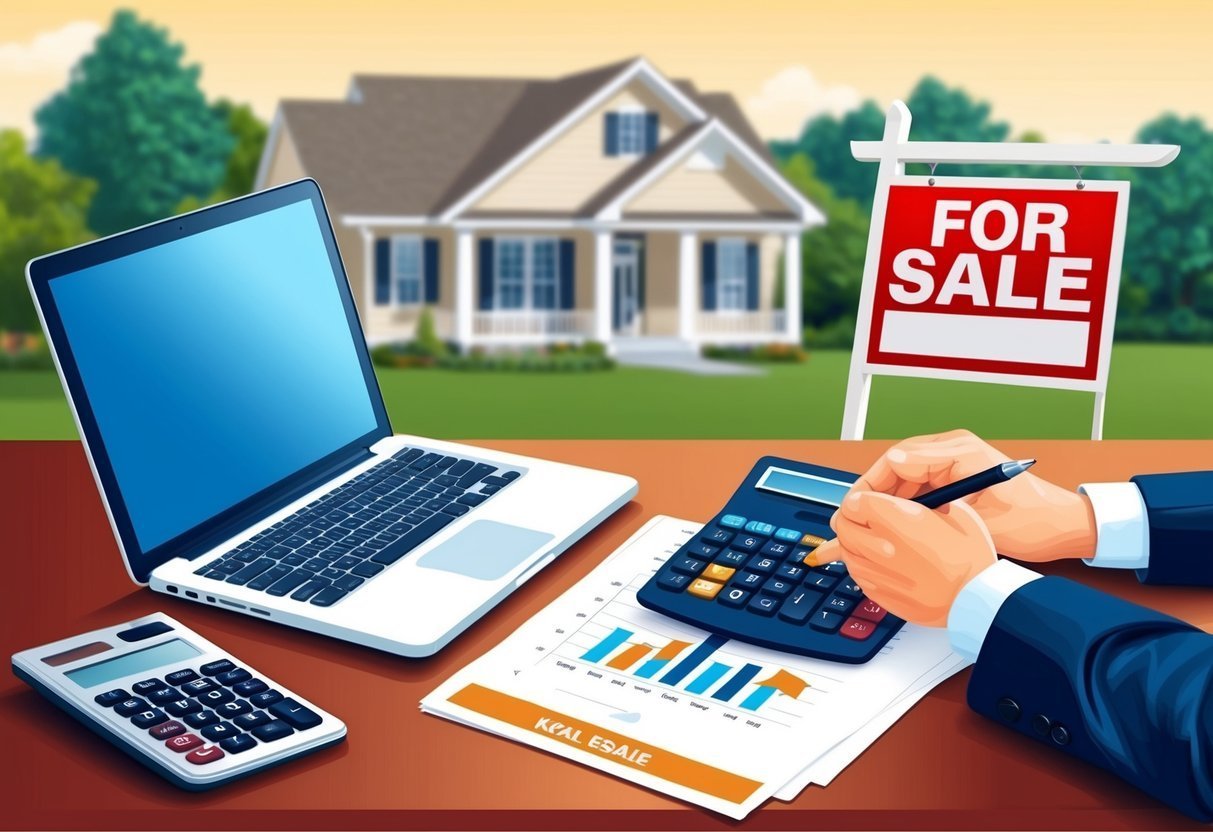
[
  {"xmin": 843, "ymin": 429, "xmax": 1096, "ymax": 563},
  {"xmin": 815, "ymin": 492, "xmax": 997, "ymax": 627}
]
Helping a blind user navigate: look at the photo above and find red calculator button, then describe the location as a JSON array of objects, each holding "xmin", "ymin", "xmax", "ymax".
[
  {"xmin": 840, "ymin": 616, "xmax": 876, "ymax": 640},
  {"xmin": 853, "ymin": 599, "xmax": 888, "ymax": 623},
  {"xmin": 149, "ymin": 720, "xmax": 186, "ymax": 739},
  {"xmin": 185, "ymin": 745, "xmax": 226, "ymax": 766},
  {"xmin": 165, "ymin": 733, "xmax": 203, "ymax": 753}
]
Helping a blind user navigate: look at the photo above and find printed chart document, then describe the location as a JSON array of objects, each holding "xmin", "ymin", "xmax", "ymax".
[{"xmin": 422, "ymin": 516, "xmax": 967, "ymax": 819}]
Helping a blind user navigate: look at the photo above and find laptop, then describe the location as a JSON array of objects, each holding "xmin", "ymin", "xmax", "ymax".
[{"xmin": 27, "ymin": 179, "xmax": 637, "ymax": 657}]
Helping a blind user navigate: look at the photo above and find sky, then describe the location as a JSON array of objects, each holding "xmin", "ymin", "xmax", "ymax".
[{"xmin": 2, "ymin": 0, "xmax": 1211, "ymax": 145}]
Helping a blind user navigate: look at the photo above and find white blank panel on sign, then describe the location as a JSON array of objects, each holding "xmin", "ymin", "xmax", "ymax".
[{"xmin": 878, "ymin": 311, "xmax": 1090, "ymax": 367}]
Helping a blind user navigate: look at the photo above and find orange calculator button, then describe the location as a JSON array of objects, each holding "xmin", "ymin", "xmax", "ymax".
[
  {"xmin": 687, "ymin": 578, "xmax": 724, "ymax": 600},
  {"xmin": 800, "ymin": 533, "xmax": 827, "ymax": 548},
  {"xmin": 702, "ymin": 564, "xmax": 736, "ymax": 583}
]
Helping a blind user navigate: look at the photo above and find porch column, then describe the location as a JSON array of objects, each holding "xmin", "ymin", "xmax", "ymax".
[
  {"xmin": 678, "ymin": 230, "xmax": 697, "ymax": 340},
  {"xmin": 783, "ymin": 231, "xmax": 802, "ymax": 343},
  {"xmin": 359, "ymin": 227, "xmax": 374, "ymax": 317},
  {"xmin": 593, "ymin": 230, "xmax": 612, "ymax": 344},
  {"xmin": 454, "ymin": 228, "xmax": 474, "ymax": 350}
]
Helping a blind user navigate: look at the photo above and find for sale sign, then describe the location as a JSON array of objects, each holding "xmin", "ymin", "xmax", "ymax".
[{"xmin": 865, "ymin": 179, "xmax": 1129, "ymax": 386}]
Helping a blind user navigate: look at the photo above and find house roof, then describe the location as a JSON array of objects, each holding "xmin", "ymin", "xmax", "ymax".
[{"xmin": 274, "ymin": 58, "xmax": 783, "ymax": 219}]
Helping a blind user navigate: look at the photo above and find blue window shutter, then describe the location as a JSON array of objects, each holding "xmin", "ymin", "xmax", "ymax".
[
  {"xmin": 746, "ymin": 242, "xmax": 759, "ymax": 310},
  {"xmin": 701, "ymin": 241, "xmax": 717, "ymax": 311},
  {"xmin": 604, "ymin": 112, "xmax": 620, "ymax": 156},
  {"xmin": 559, "ymin": 239, "xmax": 575, "ymax": 310},
  {"xmin": 644, "ymin": 112, "xmax": 659, "ymax": 153},
  {"xmin": 478, "ymin": 238, "xmax": 495, "ymax": 310},
  {"xmin": 374, "ymin": 239, "xmax": 391, "ymax": 305},
  {"xmin": 423, "ymin": 238, "xmax": 440, "ymax": 303},
  {"xmin": 637, "ymin": 238, "xmax": 646, "ymax": 310}
]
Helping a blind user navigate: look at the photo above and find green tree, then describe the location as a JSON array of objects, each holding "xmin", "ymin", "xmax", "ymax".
[
  {"xmin": 772, "ymin": 101, "xmax": 885, "ymax": 211},
  {"xmin": 0, "ymin": 130, "xmax": 95, "ymax": 333},
  {"xmin": 177, "ymin": 100, "xmax": 269, "ymax": 212},
  {"xmin": 35, "ymin": 10, "xmax": 231, "ymax": 235}
]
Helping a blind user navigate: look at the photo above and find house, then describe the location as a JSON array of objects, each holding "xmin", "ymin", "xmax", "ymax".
[{"xmin": 255, "ymin": 58, "xmax": 824, "ymax": 353}]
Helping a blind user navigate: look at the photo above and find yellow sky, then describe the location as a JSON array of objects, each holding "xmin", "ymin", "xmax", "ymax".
[{"xmin": 2, "ymin": 0, "xmax": 1210, "ymax": 144}]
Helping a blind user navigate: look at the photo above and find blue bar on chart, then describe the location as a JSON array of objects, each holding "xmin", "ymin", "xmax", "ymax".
[
  {"xmin": 712, "ymin": 663, "xmax": 763, "ymax": 703},
  {"xmin": 659, "ymin": 633, "xmax": 730, "ymax": 686},
  {"xmin": 580, "ymin": 627, "xmax": 633, "ymax": 663},
  {"xmin": 685, "ymin": 661, "xmax": 732, "ymax": 695},
  {"xmin": 739, "ymin": 685, "xmax": 777, "ymax": 711},
  {"xmin": 633, "ymin": 639, "xmax": 693, "ymax": 679}
]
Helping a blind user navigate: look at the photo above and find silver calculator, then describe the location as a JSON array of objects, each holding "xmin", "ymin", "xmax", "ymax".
[{"xmin": 11, "ymin": 612, "xmax": 346, "ymax": 790}]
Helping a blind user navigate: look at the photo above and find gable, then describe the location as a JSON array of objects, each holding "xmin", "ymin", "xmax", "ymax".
[{"xmin": 469, "ymin": 79, "xmax": 693, "ymax": 214}]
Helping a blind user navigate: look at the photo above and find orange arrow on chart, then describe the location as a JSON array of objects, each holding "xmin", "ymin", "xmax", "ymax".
[{"xmin": 754, "ymin": 669, "xmax": 810, "ymax": 699}]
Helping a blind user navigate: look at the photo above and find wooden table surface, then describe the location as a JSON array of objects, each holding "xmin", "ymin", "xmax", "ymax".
[{"xmin": 3, "ymin": 439, "xmax": 1212, "ymax": 831}]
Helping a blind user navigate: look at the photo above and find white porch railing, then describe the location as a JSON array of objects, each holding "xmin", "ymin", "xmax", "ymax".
[
  {"xmin": 472, "ymin": 310, "xmax": 595, "ymax": 338},
  {"xmin": 695, "ymin": 310, "xmax": 787, "ymax": 336}
]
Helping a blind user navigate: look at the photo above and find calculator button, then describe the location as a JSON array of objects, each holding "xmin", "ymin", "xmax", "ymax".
[
  {"xmin": 746, "ymin": 556, "xmax": 779, "ymax": 575},
  {"xmin": 165, "ymin": 698, "xmax": 202, "ymax": 717},
  {"xmin": 220, "ymin": 734, "xmax": 258, "ymax": 754},
  {"xmin": 685, "ymin": 542, "xmax": 718, "ymax": 561},
  {"xmin": 687, "ymin": 578, "xmax": 724, "ymax": 600},
  {"xmin": 200, "ymin": 722, "xmax": 241, "ymax": 742},
  {"xmin": 703, "ymin": 528, "xmax": 734, "ymax": 546},
  {"xmin": 788, "ymin": 548, "xmax": 814, "ymax": 565},
  {"xmin": 149, "ymin": 720, "xmax": 186, "ymax": 739},
  {"xmin": 670, "ymin": 556, "xmax": 706, "ymax": 576},
  {"xmin": 761, "ymin": 577, "xmax": 794, "ymax": 597},
  {"xmin": 184, "ymin": 710, "xmax": 220, "ymax": 729},
  {"xmin": 198, "ymin": 688, "xmax": 236, "ymax": 706},
  {"xmin": 779, "ymin": 589, "xmax": 821, "ymax": 624},
  {"xmin": 233, "ymin": 678, "xmax": 268, "ymax": 697},
  {"xmin": 148, "ymin": 688, "xmax": 180, "ymax": 705},
  {"xmin": 269, "ymin": 698, "xmax": 324, "ymax": 730},
  {"xmin": 852, "ymin": 599, "xmax": 888, "ymax": 623},
  {"xmin": 719, "ymin": 514, "xmax": 746, "ymax": 529},
  {"xmin": 248, "ymin": 690, "xmax": 285, "ymax": 708},
  {"xmin": 94, "ymin": 689, "xmax": 128, "ymax": 707},
  {"xmin": 800, "ymin": 533, "xmax": 828, "ymax": 548},
  {"xmin": 132, "ymin": 678, "xmax": 167, "ymax": 695},
  {"xmin": 715, "ymin": 549, "xmax": 748, "ymax": 568},
  {"xmin": 731, "ymin": 571, "xmax": 765, "ymax": 589},
  {"xmin": 180, "ymin": 678, "xmax": 218, "ymax": 696},
  {"xmin": 165, "ymin": 733, "xmax": 204, "ymax": 753},
  {"xmin": 747, "ymin": 594, "xmax": 780, "ymax": 616},
  {"xmin": 701, "ymin": 563, "xmax": 735, "ymax": 583},
  {"xmin": 200, "ymin": 659, "xmax": 235, "ymax": 676},
  {"xmin": 811, "ymin": 610, "xmax": 845, "ymax": 632},
  {"xmin": 165, "ymin": 669, "xmax": 200, "ymax": 686},
  {"xmin": 117, "ymin": 620, "xmax": 173, "ymax": 642},
  {"xmin": 252, "ymin": 720, "xmax": 296, "ymax": 743},
  {"xmin": 760, "ymin": 540, "xmax": 793, "ymax": 559},
  {"xmin": 214, "ymin": 668, "xmax": 251, "ymax": 687},
  {"xmin": 114, "ymin": 697, "xmax": 149, "ymax": 717},
  {"xmin": 823, "ymin": 594, "xmax": 856, "ymax": 614},
  {"xmin": 806, "ymin": 574, "xmax": 838, "ymax": 592},
  {"xmin": 656, "ymin": 571, "xmax": 691, "ymax": 592},
  {"xmin": 776, "ymin": 563, "xmax": 807, "ymax": 582},
  {"xmin": 774, "ymin": 527, "xmax": 803, "ymax": 543},
  {"xmin": 215, "ymin": 700, "xmax": 253, "ymax": 717},
  {"xmin": 131, "ymin": 709, "xmax": 168, "ymax": 729},
  {"xmin": 717, "ymin": 586, "xmax": 751, "ymax": 608},
  {"xmin": 744, "ymin": 521, "xmax": 775, "ymax": 535},
  {"xmin": 185, "ymin": 745, "xmax": 226, "ymax": 765},
  {"xmin": 840, "ymin": 616, "xmax": 877, "ymax": 640},
  {"xmin": 836, "ymin": 577, "xmax": 865, "ymax": 598},
  {"xmin": 233, "ymin": 711, "xmax": 273, "ymax": 730},
  {"xmin": 813, "ymin": 561, "xmax": 848, "ymax": 575},
  {"xmin": 731, "ymin": 535, "xmax": 766, "ymax": 553}
]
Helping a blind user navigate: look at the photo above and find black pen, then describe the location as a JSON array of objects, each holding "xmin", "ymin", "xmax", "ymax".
[{"xmin": 913, "ymin": 459, "xmax": 1036, "ymax": 509}]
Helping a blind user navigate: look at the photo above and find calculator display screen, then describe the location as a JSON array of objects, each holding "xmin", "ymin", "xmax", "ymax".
[
  {"xmin": 756, "ymin": 467, "xmax": 852, "ymax": 507},
  {"xmin": 65, "ymin": 639, "xmax": 201, "ymax": 688}
]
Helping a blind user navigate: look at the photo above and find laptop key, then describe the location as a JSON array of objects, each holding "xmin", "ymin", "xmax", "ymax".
[
  {"xmin": 441, "ymin": 503, "xmax": 470, "ymax": 517},
  {"xmin": 290, "ymin": 579, "xmax": 330, "ymax": 602},
  {"xmin": 226, "ymin": 558, "xmax": 276, "ymax": 585},
  {"xmin": 309, "ymin": 587, "xmax": 347, "ymax": 607},
  {"xmin": 408, "ymin": 452, "xmax": 443, "ymax": 471},
  {"xmin": 457, "ymin": 463, "xmax": 498, "ymax": 488},
  {"xmin": 351, "ymin": 561, "xmax": 384, "ymax": 578},
  {"xmin": 370, "ymin": 513, "xmax": 456, "ymax": 565},
  {"xmin": 332, "ymin": 574, "xmax": 364, "ymax": 592},
  {"xmin": 265, "ymin": 569, "xmax": 311, "ymax": 597},
  {"xmin": 457, "ymin": 493, "xmax": 488, "ymax": 507},
  {"xmin": 332, "ymin": 555, "xmax": 362, "ymax": 570}
]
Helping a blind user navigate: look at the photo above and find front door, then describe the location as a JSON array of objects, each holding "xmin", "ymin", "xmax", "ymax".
[{"xmin": 612, "ymin": 239, "xmax": 641, "ymax": 336}]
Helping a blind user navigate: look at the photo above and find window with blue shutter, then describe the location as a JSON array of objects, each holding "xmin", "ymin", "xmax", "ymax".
[
  {"xmin": 604, "ymin": 112, "xmax": 620, "ymax": 156},
  {"xmin": 644, "ymin": 112, "xmax": 659, "ymax": 153},
  {"xmin": 424, "ymin": 238, "xmax": 440, "ymax": 304},
  {"xmin": 559, "ymin": 239, "xmax": 575, "ymax": 310},
  {"xmin": 701, "ymin": 240, "xmax": 717, "ymax": 311},
  {"xmin": 745, "ymin": 242, "xmax": 759, "ymax": 311},
  {"xmin": 606, "ymin": 111, "xmax": 657, "ymax": 156},
  {"xmin": 374, "ymin": 239, "xmax": 390, "ymax": 305},
  {"xmin": 713, "ymin": 238, "xmax": 750, "ymax": 311},
  {"xmin": 478, "ymin": 238, "xmax": 495, "ymax": 310}
]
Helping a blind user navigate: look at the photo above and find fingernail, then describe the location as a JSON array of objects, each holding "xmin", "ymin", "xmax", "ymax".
[{"xmin": 804, "ymin": 550, "xmax": 821, "ymax": 567}]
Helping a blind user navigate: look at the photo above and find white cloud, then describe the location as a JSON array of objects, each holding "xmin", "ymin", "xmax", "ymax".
[
  {"xmin": 745, "ymin": 65, "xmax": 862, "ymax": 140},
  {"xmin": 0, "ymin": 21, "xmax": 101, "ymax": 74}
]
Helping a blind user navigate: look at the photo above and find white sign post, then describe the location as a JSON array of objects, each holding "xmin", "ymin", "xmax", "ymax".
[{"xmin": 840, "ymin": 101, "xmax": 1179, "ymax": 440}]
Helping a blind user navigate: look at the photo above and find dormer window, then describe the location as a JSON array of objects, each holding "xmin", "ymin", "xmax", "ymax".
[{"xmin": 604, "ymin": 110, "xmax": 658, "ymax": 157}]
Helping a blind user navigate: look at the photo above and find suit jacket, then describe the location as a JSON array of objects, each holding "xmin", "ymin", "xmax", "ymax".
[{"xmin": 1132, "ymin": 471, "xmax": 1213, "ymax": 585}]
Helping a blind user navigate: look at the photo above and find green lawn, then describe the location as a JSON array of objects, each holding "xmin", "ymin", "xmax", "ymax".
[{"xmin": 1, "ymin": 345, "xmax": 1209, "ymax": 440}]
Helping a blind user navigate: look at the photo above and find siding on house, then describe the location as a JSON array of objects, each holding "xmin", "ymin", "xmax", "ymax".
[
  {"xmin": 623, "ymin": 155, "xmax": 788, "ymax": 216},
  {"xmin": 261, "ymin": 123, "xmax": 307, "ymax": 186}
]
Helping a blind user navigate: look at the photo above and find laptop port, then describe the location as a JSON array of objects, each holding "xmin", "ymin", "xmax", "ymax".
[{"xmin": 185, "ymin": 590, "xmax": 198, "ymax": 599}]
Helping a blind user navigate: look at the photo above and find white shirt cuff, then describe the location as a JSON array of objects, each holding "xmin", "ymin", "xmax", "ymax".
[
  {"xmin": 1078, "ymin": 482, "xmax": 1150, "ymax": 570},
  {"xmin": 947, "ymin": 559, "xmax": 1042, "ymax": 662}
]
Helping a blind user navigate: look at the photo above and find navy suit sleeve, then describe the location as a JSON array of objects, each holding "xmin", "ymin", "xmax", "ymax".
[
  {"xmin": 1132, "ymin": 471, "xmax": 1213, "ymax": 586},
  {"xmin": 967, "ymin": 576, "xmax": 1213, "ymax": 821}
]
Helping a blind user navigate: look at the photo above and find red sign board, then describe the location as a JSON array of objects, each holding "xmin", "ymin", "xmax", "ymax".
[{"xmin": 865, "ymin": 181, "xmax": 1127, "ymax": 383}]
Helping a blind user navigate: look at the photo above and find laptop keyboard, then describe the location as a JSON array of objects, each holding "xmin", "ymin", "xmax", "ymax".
[{"xmin": 191, "ymin": 447, "xmax": 521, "ymax": 607}]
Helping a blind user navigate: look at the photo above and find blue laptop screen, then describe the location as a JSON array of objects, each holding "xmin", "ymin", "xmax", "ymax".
[{"xmin": 49, "ymin": 198, "xmax": 379, "ymax": 551}]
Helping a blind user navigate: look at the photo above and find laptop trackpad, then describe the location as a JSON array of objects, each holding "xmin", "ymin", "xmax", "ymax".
[{"xmin": 416, "ymin": 520, "xmax": 555, "ymax": 581}]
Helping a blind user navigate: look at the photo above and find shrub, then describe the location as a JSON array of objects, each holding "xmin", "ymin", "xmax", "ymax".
[
  {"xmin": 1, "ymin": 332, "xmax": 54, "ymax": 370},
  {"xmin": 802, "ymin": 316, "xmax": 857, "ymax": 349},
  {"xmin": 374, "ymin": 340, "xmax": 614, "ymax": 372},
  {"xmin": 702, "ymin": 343, "xmax": 808, "ymax": 363}
]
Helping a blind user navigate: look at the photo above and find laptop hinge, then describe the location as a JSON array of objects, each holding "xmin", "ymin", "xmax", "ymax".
[{"xmin": 174, "ymin": 445, "xmax": 376, "ymax": 562}]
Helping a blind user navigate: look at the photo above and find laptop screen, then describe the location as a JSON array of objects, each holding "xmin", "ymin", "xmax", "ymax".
[{"xmin": 46, "ymin": 193, "xmax": 382, "ymax": 555}]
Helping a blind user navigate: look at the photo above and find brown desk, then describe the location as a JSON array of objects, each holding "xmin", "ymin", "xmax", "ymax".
[{"xmin": 3, "ymin": 439, "xmax": 1212, "ymax": 830}]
